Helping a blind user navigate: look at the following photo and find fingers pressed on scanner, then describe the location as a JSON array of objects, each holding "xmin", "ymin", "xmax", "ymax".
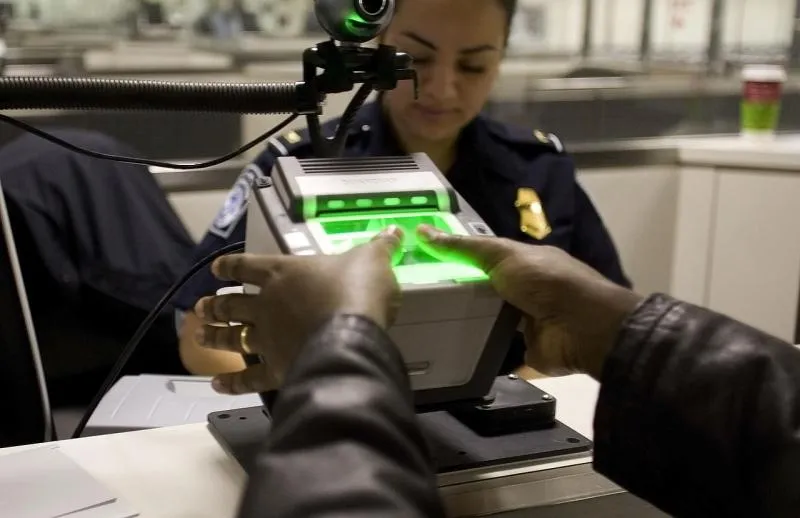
[
  {"xmin": 370, "ymin": 225, "xmax": 404, "ymax": 248},
  {"xmin": 369, "ymin": 225, "xmax": 404, "ymax": 266},
  {"xmin": 416, "ymin": 224, "xmax": 502, "ymax": 271},
  {"xmin": 196, "ymin": 324, "xmax": 254, "ymax": 354},
  {"xmin": 194, "ymin": 294, "xmax": 257, "ymax": 325},
  {"xmin": 212, "ymin": 253, "xmax": 284, "ymax": 284},
  {"xmin": 211, "ymin": 363, "xmax": 279, "ymax": 395}
]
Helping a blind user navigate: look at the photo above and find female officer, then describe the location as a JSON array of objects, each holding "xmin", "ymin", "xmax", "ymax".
[{"xmin": 174, "ymin": 0, "xmax": 630, "ymax": 376}]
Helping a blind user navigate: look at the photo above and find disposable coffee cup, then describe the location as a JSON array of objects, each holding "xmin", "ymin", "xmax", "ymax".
[{"xmin": 740, "ymin": 64, "xmax": 787, "ymax": 139}]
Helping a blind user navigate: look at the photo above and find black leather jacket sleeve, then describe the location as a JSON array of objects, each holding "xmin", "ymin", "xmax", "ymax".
[
  {"xmin": 594, "ymin": 293, "xmax": 800, "ymax": 518},
  {"xmin": 236, "ymin": 314, "xmax": 445, "ymax": 518}
]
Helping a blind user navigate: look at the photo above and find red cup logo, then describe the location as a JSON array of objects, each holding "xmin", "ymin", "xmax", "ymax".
[{"xmin": 743, "ymin": 81, "xmax": 783, "ymax": 103}]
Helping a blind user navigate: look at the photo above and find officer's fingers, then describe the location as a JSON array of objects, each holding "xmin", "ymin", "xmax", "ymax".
[
  {"xmin": 521, "ymin": 319, "xmax": 555, "ymax": 375},
  {"xmin": 416, "ymin": 224, "xmax": 511, "ymax": 272},
  {"xmin": 212, "ymin": 253, "xmax": 285, "ymax": 284},
  {"xmin": 194, "ymin": 294, "xmax": 258, "ymax": 325},
  {"xmin": 522, "ymin": 319, "xmax": 576, "ymax": 377},
  {"xmin": 211, "ymin": 363, "xmax": 280, "ymax": 395}
]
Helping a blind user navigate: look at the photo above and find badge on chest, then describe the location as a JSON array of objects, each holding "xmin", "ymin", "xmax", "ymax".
[{"xmin": 515, "ymin": 188, "xmax": 551, "ymax": 240}]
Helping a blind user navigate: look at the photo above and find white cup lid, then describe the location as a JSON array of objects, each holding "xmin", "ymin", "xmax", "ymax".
[
  {"xmin": 213, "ymin": 286, "xmax": 245, "ymax": 326},
  {"xmin": 742, "ymin": 64, "xmax": 787, "ymax": 83},
  {"xmin": 216, "ymin": 286, "xmax": 245, "ymax": 296}
]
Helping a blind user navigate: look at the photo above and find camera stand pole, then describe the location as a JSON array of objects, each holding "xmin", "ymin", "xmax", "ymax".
[{"xmin": 300, "ymin": 39, "xmax": 416, "ymax": 158}]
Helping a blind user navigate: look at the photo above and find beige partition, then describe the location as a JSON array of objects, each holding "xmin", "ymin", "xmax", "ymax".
[
  {"xmin": 706, "ymin": 170, "xmax": 800, "ymax": 342},
  {"xmin": 578, "ymin": 165, "xmax": 679, "ymax": 295},
  {"xmin": 672, "ymin": 138, "xmax": 800, "ymax": 342}
]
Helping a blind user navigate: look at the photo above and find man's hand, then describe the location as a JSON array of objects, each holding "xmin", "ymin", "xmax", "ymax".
[
  {"xmin": 418, "ymin": 225, "xmax": 643, "ymax": 379},
  {"xmin": 193, "ymin": 226, "xmax": 403, "ymax": 394}
]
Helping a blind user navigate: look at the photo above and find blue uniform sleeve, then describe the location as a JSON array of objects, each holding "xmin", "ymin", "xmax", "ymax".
[
  {"xmin": 570, "ymin": 182, "xmax": 632, "ymax": 289},
  {"xmin": 172, "ymin": 151, "xmax": 276, "ymax": 311}
]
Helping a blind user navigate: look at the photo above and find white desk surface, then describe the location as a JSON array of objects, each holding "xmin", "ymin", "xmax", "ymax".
[
  {"xmin": 0, "ymin": 374, "xmax": 600, "ymax": 518},
  {"xmin": 677, "ymin": 133, "xmax": 800, "ymax": 171}
]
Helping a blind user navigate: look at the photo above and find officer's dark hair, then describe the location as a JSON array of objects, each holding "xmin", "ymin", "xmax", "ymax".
[
  {"xmin": 391, "ymin": 0, "xmax": 518, "ymax": 46},
  {"xmin": 494, "ymin": 0, "xmax": 518, "ymax": 45}
]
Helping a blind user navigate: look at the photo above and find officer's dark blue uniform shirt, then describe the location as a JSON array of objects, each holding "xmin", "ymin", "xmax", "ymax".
[{"xmin": 173, "ymin": 101, "xmax": 630, "ymax": 368}]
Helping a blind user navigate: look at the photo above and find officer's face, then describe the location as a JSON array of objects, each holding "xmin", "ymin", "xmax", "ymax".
[{"xmin": 381, "ymin": 0, "xmax": 506, "ymax": 145}]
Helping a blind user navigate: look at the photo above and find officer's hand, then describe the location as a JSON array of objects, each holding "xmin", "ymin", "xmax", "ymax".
[
  {"xmin": 418, "ymin": 225, "xmax": 643, "ymax": 379},
  {"xmin": 194, "ymin": 226, "xmax": 403, "ymax": 394}
]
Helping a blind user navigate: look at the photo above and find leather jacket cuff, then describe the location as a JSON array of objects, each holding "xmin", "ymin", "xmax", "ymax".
[
  {"xmin": 592, "ymin": 293, "xmax": 683, "ymax": 474},
  {"xmin": 280, "ymin": 312, "xmax": 411, "ymax": 395}
]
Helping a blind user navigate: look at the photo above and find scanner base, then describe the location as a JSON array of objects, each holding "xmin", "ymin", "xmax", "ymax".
[{"xmin": 207, "ymin": 378, "xmax": 592, "ymax": 474}]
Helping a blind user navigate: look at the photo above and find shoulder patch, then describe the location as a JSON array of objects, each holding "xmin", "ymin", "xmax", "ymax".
[
  {"xmin": 209, "ymin": 163, "xmax": 265, "ymax": 239},
  {"xmin": 284, "ymin": 130, "xmax": 302, "ymax": 144},
  {"xmin": 484, "ymin": 118, "xmax": 565, "ymax": 154},
  {"xmin": 533, "ymin": 130, "xmax": 564, "ymax": 153},
  {"xmin": 267, "ymin": 128, "xmax": 312, "ymax": 157},
  {"xmin": 266, "ymin": 115, "xmax": 357, "ymax": 157}
]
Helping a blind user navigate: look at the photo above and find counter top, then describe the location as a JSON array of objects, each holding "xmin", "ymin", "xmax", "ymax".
[
  {"xmin": 0, "ymin": 375, "xmax": 624, "ymax": 518},
  {"xmin": 677, "ymin": 134, "xmax": 800, "ymax": 171},
  {"xmin": 564, "ymin": 133, "xmax": 800, "ymax": 172}
]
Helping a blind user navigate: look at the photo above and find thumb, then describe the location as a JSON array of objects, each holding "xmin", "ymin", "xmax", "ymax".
[{"xmin": 416, "ymin": 224, "xmax": 508, "ymax": 272}]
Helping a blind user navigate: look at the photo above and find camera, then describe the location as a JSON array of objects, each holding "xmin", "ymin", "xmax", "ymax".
[{"xmin": 315, "ymin": 0, "xmax": 395, "ymax": 43}]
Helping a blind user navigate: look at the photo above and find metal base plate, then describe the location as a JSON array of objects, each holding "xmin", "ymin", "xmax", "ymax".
[{"xmin": 208, "ymin": 406, "xmax": 592, "ymax": 474}]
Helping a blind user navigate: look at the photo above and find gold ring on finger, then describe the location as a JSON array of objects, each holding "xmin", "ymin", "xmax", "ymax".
[{"xmin": 240, "ymin": 325, "xmax": 254, "ymax": 355}]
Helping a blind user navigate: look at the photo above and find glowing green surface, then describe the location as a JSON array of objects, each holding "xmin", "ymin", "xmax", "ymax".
[
  {"xmin": 344, "ymin": 11, "xmax": 372, "ymax": 39},
  {"xmin": 316, "ymin": 192, "xmax": 439, "ymax": 216},
  {"xmin": 307, "ymin": 211, "xmax": 488, "ymax": 285}
]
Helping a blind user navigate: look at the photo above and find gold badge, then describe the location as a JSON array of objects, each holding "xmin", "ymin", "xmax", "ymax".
[
  {"xmin": 533, "ymin": 130, "xmax": 549, "ymax": 144},
  {"xmin": 284, "ymin": 131, "xmax": 302, "ymax": 144},
  {"xmin": 515, "ymin": 188, "xmax": 551, "ymax": 240}
]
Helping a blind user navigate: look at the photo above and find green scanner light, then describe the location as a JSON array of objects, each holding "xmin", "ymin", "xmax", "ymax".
[{"xmin": 306, "ymin": 210, "xmax": 488, "ymax": 285}]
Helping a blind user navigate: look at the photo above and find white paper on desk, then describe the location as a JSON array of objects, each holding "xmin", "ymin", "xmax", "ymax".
[
  {"xmin": 62, "ymin": 499, "xmax": 139, "ymax": 518},
  {"xmin": 0, "ymin": 446, "xmax": 116, "ymax": 518}
]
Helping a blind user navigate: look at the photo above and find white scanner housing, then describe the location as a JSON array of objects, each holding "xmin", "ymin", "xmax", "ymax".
[{"xmin": 245, "ymin": 153, "xmax": 519, "ymax": 406}]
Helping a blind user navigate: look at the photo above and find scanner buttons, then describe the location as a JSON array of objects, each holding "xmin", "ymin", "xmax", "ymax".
[
  {"xmin": 468, "ymin": 222, "xmax": 491, "ymax": 235},
  {"xmin": 284, "ymin": 232, "xmax": 311, "ymax": 249}
]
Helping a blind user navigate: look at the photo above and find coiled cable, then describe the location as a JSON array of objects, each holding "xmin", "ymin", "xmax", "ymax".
[{"xmin": 0, "ymin": 77, "xmax": 303, "ymax": 114}]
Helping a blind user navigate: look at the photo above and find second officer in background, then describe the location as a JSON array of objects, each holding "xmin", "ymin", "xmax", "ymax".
[{"xmin": 174, "ymin": 0, "xmax": 631, "ymax": 377}]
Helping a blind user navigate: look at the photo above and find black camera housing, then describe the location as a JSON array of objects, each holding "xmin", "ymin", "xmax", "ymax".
[{"xmin": 315, "ymin": 0, "xmax": 395, "ymax": 43}]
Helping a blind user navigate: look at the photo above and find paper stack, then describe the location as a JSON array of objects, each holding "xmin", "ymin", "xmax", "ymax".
[{"xmin": 0, "ymin": 446, "xmax": 138, "ymax": 518}]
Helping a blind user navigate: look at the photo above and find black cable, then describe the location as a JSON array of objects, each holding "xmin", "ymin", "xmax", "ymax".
[
  {"xmin": 331, "ymin": 82, "xmax": 373, "ymax": 156},
  {"xmin": 303, "ymin": 82, "xmax": 371, "ymax": 158},
  {"xmin": 71, "ymin": 241, "xmax": 246, "ymax": 440},
  {"xmin": 0, "ymin": 113, "xmax": 299, "ymax": 170},
  {"xmin": 306, "ymin": 113, "xmax": 327, "ymax": 157}
]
